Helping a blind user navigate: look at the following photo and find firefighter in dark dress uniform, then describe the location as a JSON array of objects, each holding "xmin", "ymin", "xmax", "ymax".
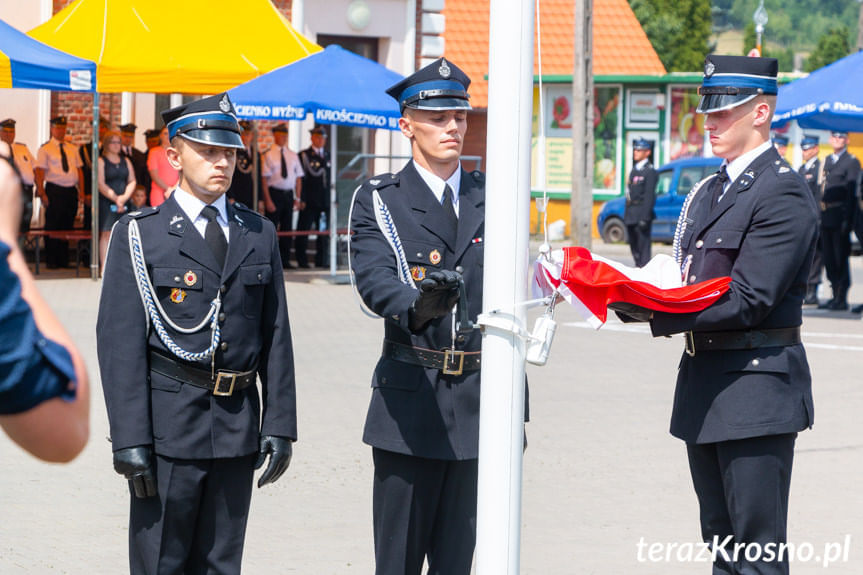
[
  {"xmin": 818, "ymin": 131, "xmax": 860, "ymax": 311},
  {"xmin": 226, "ymin": 120, "xmax": 258, "ymax": 209},
  {"xmin": 296, "ymin": 125, "xmax": 331, "ymax": 267},
  {"xmin": 350, "ymin": 58, "xmax": 495, "ymax": 575},
  {"xmin": 623, "ymin": 137, "xmax": 658, "ymax": 267},
  {"xmin": 622, "ymin": 55, "xmax": 818, "ymax": 575},
  {"xmin": 798, "ymin": 134, "xmax": 823, "ymax": 305},
  {"xmin": 97, "ymin": 93, "xmax": 297, "ymax": 575}
]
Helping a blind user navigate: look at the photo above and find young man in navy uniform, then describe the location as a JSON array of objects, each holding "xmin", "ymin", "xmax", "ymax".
[
  {"xmin": 624, "ymin": 137, "xmax": 657, "ymax": 267},
  {"xmin": 799, "ymin": 134, "xmax": 823, "ymax": 305},
  {"xmin": 97, "ymin": 93, "xmax": 297, "ymax": 575},
  {"xmin": 350, "ymin": 58, "xmax": 492, "ymax": 575},
  {"xmin": 626, "ymin": 55, "xmax": 818, "ymax": 574},
  {"xmin": 296, "ymin": 125, "xmax": 331, "ymax": 268},
  {"xmin": 817, "ymin": 130, "xmax": 860, "ymax": 311}
]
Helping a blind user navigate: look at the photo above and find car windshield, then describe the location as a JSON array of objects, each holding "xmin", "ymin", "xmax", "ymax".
[{"xmin": 676, "ymin": 166, "xmax": 705, "ymax": 196}]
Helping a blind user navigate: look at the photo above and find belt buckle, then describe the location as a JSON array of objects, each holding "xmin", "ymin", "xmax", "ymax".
[
  {"xmin": 443, "ymin": 350, "xmax": 464, "ymax": 376},
  {"xmin": 213, "ymin": 371, "xmax": 237, "ymax": 396},
  {"xmin": 685, "ymin": 331, "xmax": 696, "ymax": 357}
]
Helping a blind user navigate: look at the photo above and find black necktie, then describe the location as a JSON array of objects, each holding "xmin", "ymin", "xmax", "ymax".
[
  {"xmin": 710, "ymin": 165, "xmax": 729, "ymax": 206},
  {"xmin": 59, "ymin": 142, "xmax": 69, "ymax": 172},
  {"xmin": 201, "ymin": 205, "xmax": 227, "ymax": 269},
  {"xmin": 280, "ymin": 149, "xmax": 288, "ymax": 179},
  {"xmin": 441, "ymin": 184, "xmax": 458, "ymax": 231}
]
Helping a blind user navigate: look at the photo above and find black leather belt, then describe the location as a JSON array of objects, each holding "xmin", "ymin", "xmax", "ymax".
[
  {"xmin": 149, "ymin": 351, "xmax": 257, "ymax": 396},
  {"xmin": 383, "ymin": 340, "xmax": 480, "ymax": 376},
  {"xmin": 685, "ymin": 327, "xmax": 801, "ymax": 357}
]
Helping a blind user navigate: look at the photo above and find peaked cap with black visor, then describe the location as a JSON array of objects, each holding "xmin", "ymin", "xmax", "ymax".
[
  {"xmin": 696, "ymin": 54, "xmax": 778, "ymax": 114},
  {"xmin": 386, "ymin": 57, "xmax": 472, "ymax": 113},
  {"xmin": 161, "ymin": 92, "xmax": 244, "ymax": 149}
]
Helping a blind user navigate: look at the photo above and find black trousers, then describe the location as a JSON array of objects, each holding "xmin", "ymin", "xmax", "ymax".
[
  {"xmin": 820, "ymin": 227, "xmax": 850, "ymax": 302},
  {"xmin": 44, "ymin": 183, "xmax": 78, "ymax": 267},
  {"xmin": 626, "ymin": 221, "xmax": 652, "ymax": 267},
  {"xmin": 372, "ymin": 448, "xmax": 478, "ymax": 575},
  {"xmin": 686, "ymin": 433, "xmax": 796, "ymax": 575},
  {"xmin": 807, "ymin": 232, "xmax": 823, "ymax": 290},
  {"xmin": 265, "ymin": 187, "xmax": 294, "ymax": 267},
  {"xmin": 20, "ymin": 184, "xmax": 33, "ymax": 233},
  {"xmin": 128, "ymin": 454, "xmax": 255, "ymax": 575},
  {"xmin": 295, "ymin": 206, "xmax": 327, "ymax": 267}
]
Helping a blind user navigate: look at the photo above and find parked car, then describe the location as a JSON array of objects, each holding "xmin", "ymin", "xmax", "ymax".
[{"xmin": 596, "ymin": 156, "xmax": 723, "ymax": 244}]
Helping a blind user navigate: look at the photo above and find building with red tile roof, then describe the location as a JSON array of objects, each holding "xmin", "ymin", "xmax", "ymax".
[{"xmin": 445, "ymin": 0, "xmax": 666, "ymax": 109}]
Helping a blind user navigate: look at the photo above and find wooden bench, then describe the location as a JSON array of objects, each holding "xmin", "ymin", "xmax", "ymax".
[{"xmin": 21, "ymin": 229, "xmax": 92, "ymax": 277}]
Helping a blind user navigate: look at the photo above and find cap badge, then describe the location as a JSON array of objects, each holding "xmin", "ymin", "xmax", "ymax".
[
  {"xmin": 411, "ymin": 266, "xmax": 427, "ymax": 281},
  {"xmin": 219, "ymin": 94, "xmax": 232, "ymax": 113},
  {"xmin": 170, "ymin": 288, "xmax": 187, "ymax": 303},
  {"xmin": 183, "ymin": 271, "xmax": 197, "ymax": 287},
  {"xmin": 704, "ymin": 61, "xmax": 715, "ymax": 78},
  {"xmin": 429, "ymin": 249, "xmax": 442, "ymax": 265},
  {"xmin": 438, "ymin": 60, "xmax": 452, "ymax": 79}
]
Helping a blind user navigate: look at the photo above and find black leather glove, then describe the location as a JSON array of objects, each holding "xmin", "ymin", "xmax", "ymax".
[
  {"xmin": 255, "ymin": 435, "xmax": 293, "ymax": 488},
  {"xmin": 638, "ymin": 220, "xmax": 650, "ymax": 231},
  {"xmin": 113, "ymin": 446, "xmax": 157, "ymax": 498},
  {"xmin": 408, "ymin": 270, "xmax": 462, "ymax": 331},
  {"xmin": 608, "ymin": 301, "xmax": 653, "ymax": 323}
]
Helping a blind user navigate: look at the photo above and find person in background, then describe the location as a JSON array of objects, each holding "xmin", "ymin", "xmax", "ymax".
[
  {"xmin": 261, "ymin": 123, "xmax": 303, "ymax": 269},
  {"xmin": 79, "ymin": 117, "xmax": 110, "ymax": 234},
  {"xmin": 0, "ymin": 118, "xmax": 36, "ymax": 232},
  {"xmin": 818, "ymin": 131, "xmax": 860, "ymax": 311},
  {"xmin": 97, "ymin": 130, "xmax": 136, "ymax": 266},
  {"xmin": 772, "ymin": 132, "xmax": 789, "ymax": 159},
  {"xmin": 798, "ymin": 134, "xmax": 823, "ymax": 306},
  {"xmin": 120, "ymin": 123, "xmax": 149, "ymax": 196},
  {"xmin": 0, "ymin": 140, "xmax": 89, "ymax": 462},
  {"xmin": 146, "ymin": 125, "xmax": 179, "ymax": 207},
  {"xmin": 129, "ymin": 184, "xmax": 148, "ymax": 210},
  {"xmin": 226, "ymin": 120, "xmax": 258, "ymax": 209},
  {"xmin": 296, "ymin": 125, "xmax": 331, "ymax": 268},
  {"xmin": 623, "ymin": 137, "xmax": 658, "ymax": 267},
  {"xmin": 34, "ymin": 116, "xmax": 83, "ymax": 269}
]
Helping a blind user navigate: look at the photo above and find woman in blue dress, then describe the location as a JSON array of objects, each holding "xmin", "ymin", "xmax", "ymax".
[{"xmin": 97, "ymin": 131, "xmax": 136, "ymax": 267}]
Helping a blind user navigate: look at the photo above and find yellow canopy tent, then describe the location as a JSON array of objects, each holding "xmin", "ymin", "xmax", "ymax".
[
  {"xmin": 28, "ymin": 0, "xmax": 321, "ymax": 93},
  {"xmin": 28, "ymin": 0, "xmax": 320, "ymax": 279}
]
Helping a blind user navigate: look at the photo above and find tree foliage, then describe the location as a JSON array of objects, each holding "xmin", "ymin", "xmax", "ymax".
[
  {"xmin": 805, "ymin": 26, "xmax": 852, "ymax": 72},
  {"xmin": 629, "ymin": 0, "xmax": 713, "ymax": 72}
]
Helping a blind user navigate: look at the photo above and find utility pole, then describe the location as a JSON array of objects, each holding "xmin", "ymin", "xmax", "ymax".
[{"xmin": 571, "ymin": 0, "xmax": 594, "ymax": 247}]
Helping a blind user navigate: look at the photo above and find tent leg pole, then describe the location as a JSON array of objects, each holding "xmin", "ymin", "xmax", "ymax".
[
  {"xmin": 329, "ymin": 126, "xmax": 337, "ymax": 276},
  {"xmin": 91, "ymin": 92, "xmax": 100, "ymax": 281}
]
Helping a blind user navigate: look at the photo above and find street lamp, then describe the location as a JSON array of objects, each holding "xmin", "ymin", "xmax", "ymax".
[{"xmin": 753, "ymin": 0, "xmax": 768, "ymax": 56}]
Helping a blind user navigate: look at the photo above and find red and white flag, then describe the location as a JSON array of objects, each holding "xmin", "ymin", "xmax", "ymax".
[{"xmin": 533, "ymin": 247, "xmax": 731, "ymax": 329}]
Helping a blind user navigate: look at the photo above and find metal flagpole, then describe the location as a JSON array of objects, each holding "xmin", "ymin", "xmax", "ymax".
[{"xmin": 476, "ymin": 0, "xmax": 534, "ymax": 572}]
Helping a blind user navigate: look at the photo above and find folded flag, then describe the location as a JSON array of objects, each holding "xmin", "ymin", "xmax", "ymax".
[{"xmin": 533, "ymin": 247, "xmax": 731, "ymax": 329}]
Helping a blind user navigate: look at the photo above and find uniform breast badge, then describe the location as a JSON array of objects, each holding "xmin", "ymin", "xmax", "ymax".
[
  {"xmin": 184, "ymin": 270, "xmax": 198, "ymax": 287},
  {"xmin": 429, "ymin": 249, "xmax": 442, "ymax": 265},
  {"xmin": 170, "ymin": 288, "xmax": 187, "ymax": 303},
  {"xmin": 411, "ymin": 266, "xmax": 427, "ymax": 281}
]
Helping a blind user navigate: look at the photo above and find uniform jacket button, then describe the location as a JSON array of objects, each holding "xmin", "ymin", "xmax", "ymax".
[
  {"xmin": 455, "ymin": 266, "xmax": 464, "ymax": 274},
  {"xmin": 257, "ymin": 272, "xmax": 263, "ymax": 280},
  {"xmin": 695, "ymin": 240, "xmax": 704, "ymax": 248},
  {"xmin": 690, "ymin": 275, "xmax": 697, "ymax": 283},
  {"xmin": 220, "ymin": 285, "xmax": 227, "ymax": 294},
  {"xmin": 218, "ymin": 312, "xmax": 226, "ymax": 322},
  {"xmin": 220, "ymin": 341, "xmax": 228, "ymax": 351},
  {"xmin": 752, "ymin": 359, "xmax": 760, "ymax": 366}
]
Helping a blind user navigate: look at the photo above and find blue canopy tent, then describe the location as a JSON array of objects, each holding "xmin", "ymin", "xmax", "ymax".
[
  {"xmin": 229, "ymin": 44, "xmax": 404, "ymax": 274},
  {"xmin": 0, "ymin": 18, "xmax": 95, "ymax": 91},
  {"xmin": 772, "ymin": 50, "xmax": 863, "ymax": 132}
]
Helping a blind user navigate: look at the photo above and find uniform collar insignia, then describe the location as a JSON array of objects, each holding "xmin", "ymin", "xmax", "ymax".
[
  {"xmin": 170, "ymin": 214, "xmax": 184, "ymax": 225},
  {"xmin": 370, "ymin": 178, "xmax": 381, "ymax": 185},
  {"xmin": 234, "ymin": 213, "xmax": 244, "ymax": 226}
]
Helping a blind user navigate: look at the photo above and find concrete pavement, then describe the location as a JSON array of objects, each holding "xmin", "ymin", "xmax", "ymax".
[{"xmin": 1, "ymin": 242, "xmax": 861, "ymax": 574}]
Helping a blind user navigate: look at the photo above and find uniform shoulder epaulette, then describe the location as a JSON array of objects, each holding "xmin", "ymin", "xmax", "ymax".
[
  {"xmin": 123, "ymin": 206, "xmax": 159, "ymax": 220},
  {"xmin": 233, "ymin": 201, "xmax": 264, "ymax": 219},
  {"xmin": 362, "ymin": 173, "xmax": 399, "ymax": 191},
  {"xmin": 771, "ymin": 158, "xmax": 794, "ymax": 175},
  {"xmin": 470, "ymin": 170, "xmax": 485, "ymax": 185}
]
